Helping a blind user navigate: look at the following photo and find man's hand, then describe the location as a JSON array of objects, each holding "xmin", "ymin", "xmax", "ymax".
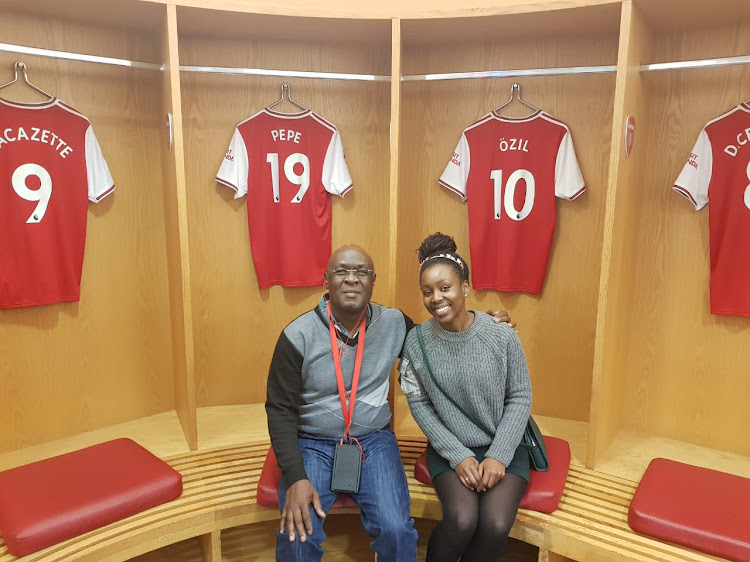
[
  {"xmin": 487, "ymin": 309, "xmax": 516, "ymax": 330},
  {"xmin": 478, "ymin": 457, "xmax": 506, "ymax": 490},
  {"xmin": 455, "ymin": 457, "xmax": 485, "ymax": 491},
  {"xmin": 280, "ymin": 479, "xmax": 326, "ymax": 542}
]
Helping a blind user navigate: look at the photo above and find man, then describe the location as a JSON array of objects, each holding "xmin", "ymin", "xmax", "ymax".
[{"xmin": 266, "ymin": 244, "xmax": 513, "ymax": 561}]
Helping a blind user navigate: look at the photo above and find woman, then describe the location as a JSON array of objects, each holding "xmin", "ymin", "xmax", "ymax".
[{"xmin": 400, "ymin": 233, "xmax": 532, "ymax": 562}]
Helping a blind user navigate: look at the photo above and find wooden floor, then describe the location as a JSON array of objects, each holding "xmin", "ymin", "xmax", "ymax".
[{"xmin": 131, "ymin": 517, "xmax": 539, "ymax": 561}]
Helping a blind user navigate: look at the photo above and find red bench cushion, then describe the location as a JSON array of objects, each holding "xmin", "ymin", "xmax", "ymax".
[
  {"xmin": 0, "ymin": 438, "xmax": 183, "ymax": 557},
  {"xmin": 257, "ymin": 446, "xmax": 357, "ymax": 509},
  {"xmin": 628, "ymin": 458, "xmax": 750, "ymax": 562},
  {"xmin": 414, "ymin": 436, "xmax": 571, "ymax": 513}
]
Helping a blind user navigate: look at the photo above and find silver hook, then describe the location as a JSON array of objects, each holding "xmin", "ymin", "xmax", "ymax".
[
  {"xmin": 0, "ymin": 60, "xmax": 54, "ymax": 99},
  {"xmin": 266, "ymin": 82, "xmax": 307, "ymax": 113},
  {"xmin": 0, "ymin": 61, "xmax": 21, "ymax": 90},
  {"xmin": 493, "ymin": 81, "xmax": 539, "ymax": 116}
]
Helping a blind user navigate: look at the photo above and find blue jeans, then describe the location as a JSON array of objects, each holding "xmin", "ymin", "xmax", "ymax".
[{"xmin": 276, "ymin": 429, "xmax": 417, "ymax": 561}]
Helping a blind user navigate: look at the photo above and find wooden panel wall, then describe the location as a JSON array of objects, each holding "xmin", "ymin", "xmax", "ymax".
[
  {"xmin": 587, "ymin": 0, "xmax": 649, "ymax": 467},
  {"xmin": 619, "ymin": 22, "xmax": 750, "ymax": 455},
  {"xmin": 177, "ymin": 9, "xmax": 393, "ymax": 406},
  {"xmin": 396, "ymin": 31, "xmax": 618, "ymax": 423},
  {"xmin": 0, "ymin": 10, "xmax": 175, "ymax": 452},
  {"xmin": 1, "ymin": 0, "xmax": 748, "ymax": 470}
]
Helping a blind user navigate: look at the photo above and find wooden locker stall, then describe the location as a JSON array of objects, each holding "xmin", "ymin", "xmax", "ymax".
[
  {"xmin": 174, "ymin": 7, "xmax": 394, "ymax": 413},
  {"xmin": 590, "ymin": 0, "xmax": 750, "ymax": 479},
  {"xmin": 392, "ymin": 5, "xmax": 622, "ymax": 465},
  {"xmin": 0, "ymin": 0, "xmax": 189, "ymax": 456}
]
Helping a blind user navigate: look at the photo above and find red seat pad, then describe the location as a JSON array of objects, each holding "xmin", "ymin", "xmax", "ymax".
[
  {"xmin": 414, "ymin": 436, "xmax": 571, "ymax": 514},
  {"xmin": 0, "ymin": 438, "xmax": 182, "ymax": 557},
  {"xmin": 629, "ymin": 458, "xmax": 750, "ymax": 562},
  {"xmin": 257, "ymin": 446, "xmax": 357, "ymax": 509}
]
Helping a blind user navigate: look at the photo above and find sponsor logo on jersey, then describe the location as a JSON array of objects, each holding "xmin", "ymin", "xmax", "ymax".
[{"xmin": 625, "ymin": 116, "xmax": 635, "ymax": 158}]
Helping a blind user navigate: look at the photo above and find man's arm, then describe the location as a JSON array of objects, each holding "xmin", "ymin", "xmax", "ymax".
[
  {"xmin": 266, "ymin": 331, "xmax": 307, "ymax": 485},
  {"xmin": 402, "ymin": 312, "xmax": 416, "ymax": 334},
  {"xmin": 398, "ymin": 312, "xmax": 416, "ymax": 358},
  {"xmin": 266, "ymin": 331, "xmax": 326, "ymax": 543},
  {"xmin": 399, "ymin": 308, "xmax": 514, "ymax": 332}
]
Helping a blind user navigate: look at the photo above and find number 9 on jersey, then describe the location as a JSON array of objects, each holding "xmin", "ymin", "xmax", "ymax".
[{"xmin": 12, "ymin": 163, "xmax": 52, "ymax": 224}]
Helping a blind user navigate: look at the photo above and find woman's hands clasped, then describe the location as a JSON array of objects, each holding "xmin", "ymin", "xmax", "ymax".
[
  {"xmin": 455, "ymin": 456, "xmax": 506, "ymax": 492},
  {"xmin": 478, "ymin": 457, "xmax": 506, "ymax": 489}
]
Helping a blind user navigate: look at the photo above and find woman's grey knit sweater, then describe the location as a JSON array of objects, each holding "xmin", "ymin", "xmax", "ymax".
[{"xmin": 400, "ymin": 312, "xmax": 532, "ymax": 469}]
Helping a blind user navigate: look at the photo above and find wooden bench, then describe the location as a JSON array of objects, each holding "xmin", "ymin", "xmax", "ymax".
[
  {"xmin": 0, "ymin": 438, "xmax": 725, "ymax": 562},
  {"xmin": 0, "ymin": 442, "xmax": 277, "ymax": 562},
  {"xmin": 399, "ymin": 437, "xmax": 725, "ymax": 562}
]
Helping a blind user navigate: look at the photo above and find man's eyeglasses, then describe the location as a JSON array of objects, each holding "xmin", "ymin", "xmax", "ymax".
[{"xmin": 330, "ymin": 268, "xmax": 374, "ymax": 279}]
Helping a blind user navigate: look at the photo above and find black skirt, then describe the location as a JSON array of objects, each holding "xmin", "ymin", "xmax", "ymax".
[{"xmin": 426, "ymin": 442, "xmax": 530, "ymax": 483}]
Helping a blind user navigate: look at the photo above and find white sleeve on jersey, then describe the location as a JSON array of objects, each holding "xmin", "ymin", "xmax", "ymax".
[
  {"xmin": 85, "ymin": 126, "xmax": 115, "ymax": 203},
  {"xmin": 439, "ymin": 133, "xmax": 470, "ymax": 201},
  {"xmin": 322, "ymin": 130, "xmax": 353, "ymax": 196},
  {"xmin": 673, "ymin": 129, "xmax": 711, "ymax": 210},
  {"xmin": 216, "ymin": 128, "xmax": 249, "ymax": 199},
  {"xmin": 554, "ymin": 130, "xmax": 585, "ymax": 200}
]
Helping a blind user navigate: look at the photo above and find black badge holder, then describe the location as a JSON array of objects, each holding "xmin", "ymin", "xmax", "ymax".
[{"xmin": 331, "ymin": 442, "xmax": 362, "ymax": 493}]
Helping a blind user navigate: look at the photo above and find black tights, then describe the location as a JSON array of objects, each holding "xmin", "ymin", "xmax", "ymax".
[{"xmin": 426, "ymin": 471, "xmax": 528, "ymax": 562}]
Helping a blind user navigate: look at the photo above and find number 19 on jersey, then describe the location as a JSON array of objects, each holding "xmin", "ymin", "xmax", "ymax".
[{"xmin": 266, "ymin": 152, "xmax": 310, "ymax": 204}]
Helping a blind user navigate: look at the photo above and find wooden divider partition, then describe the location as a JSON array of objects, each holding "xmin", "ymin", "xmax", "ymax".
[
  {"xmin": 1, "ymin": 0, "xmax": 749, "ymax": 488},
  {"xmin": 161, "ymin": 4, "xmax": 197, "ymax": 449}
]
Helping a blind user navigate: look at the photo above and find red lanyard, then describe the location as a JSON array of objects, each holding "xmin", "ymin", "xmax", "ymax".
[{"xmin": 326, "ymin": 301, "xmax": 366, "ymax": 439}]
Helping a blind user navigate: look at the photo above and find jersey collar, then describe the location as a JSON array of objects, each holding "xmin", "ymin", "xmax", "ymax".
[{"xmin": 490, "ymin": 109, "xmax": 542, "ymax": 123}]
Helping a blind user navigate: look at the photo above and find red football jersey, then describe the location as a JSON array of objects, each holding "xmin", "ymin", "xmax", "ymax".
[
  {"xmin": 0, "ymin": 98, "xmax": 114, "ymax": 309},
  {"xmin": 673, "ymin": 103, "xmax": 750, "ymax": 317},
  {"xmin": 440, "ymin": 111, "xmax": 584, "ymax": 293},
  {"xmin": 216, "ymin": 109, "xmax": 352, "ymax": 288}
]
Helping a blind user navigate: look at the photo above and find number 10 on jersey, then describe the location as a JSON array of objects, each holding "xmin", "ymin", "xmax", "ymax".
[{"xmin": 490, "ymin": 169, "xmax": 535, "ymax": 221}]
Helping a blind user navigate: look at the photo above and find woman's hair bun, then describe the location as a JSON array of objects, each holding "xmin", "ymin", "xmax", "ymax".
[{"xmin": 417, "ymin": 232, "xmax": 458, "ymax": 263}]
